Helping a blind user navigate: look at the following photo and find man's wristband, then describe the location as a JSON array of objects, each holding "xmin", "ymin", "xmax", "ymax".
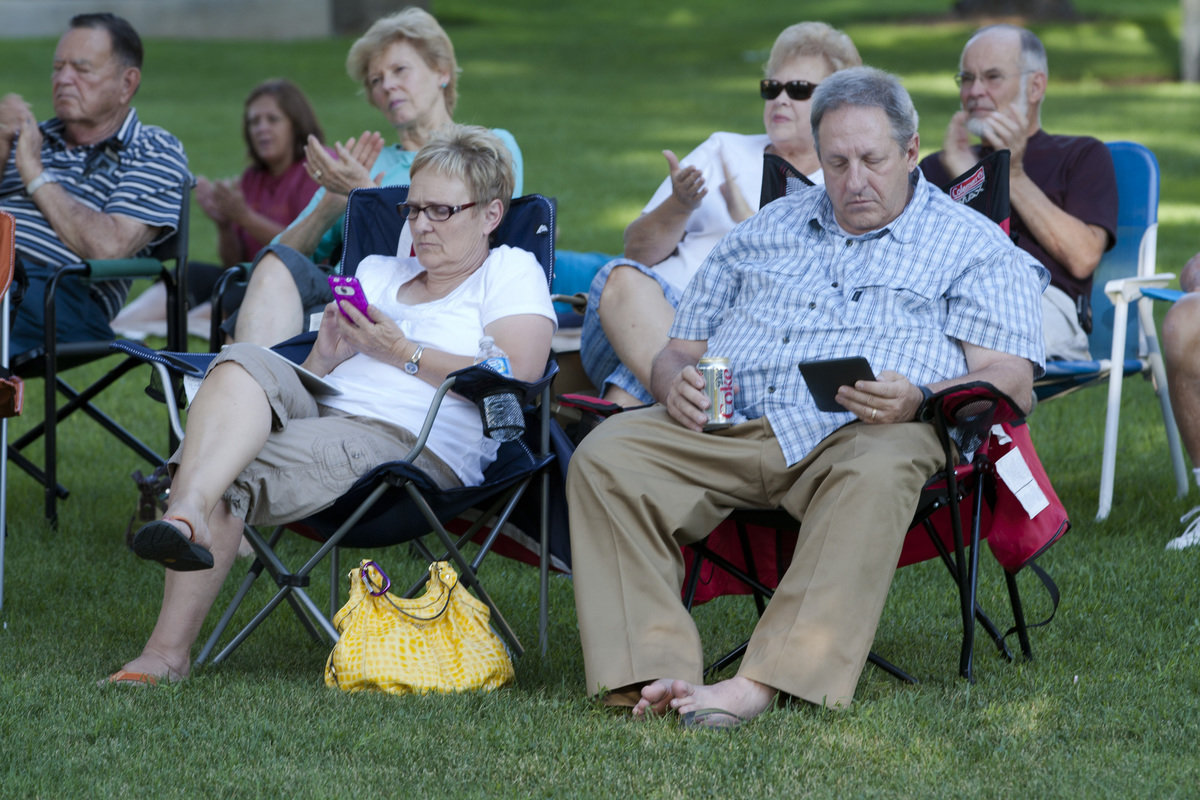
[{"xmin": 25, "ymin": 171, "xmax": 57, "ymax": 196}]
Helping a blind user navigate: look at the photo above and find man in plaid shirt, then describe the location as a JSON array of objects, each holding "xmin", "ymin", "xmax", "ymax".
[{"xmin": 568, "ymin": 67, "xmax": 1047, "ymax": 726}]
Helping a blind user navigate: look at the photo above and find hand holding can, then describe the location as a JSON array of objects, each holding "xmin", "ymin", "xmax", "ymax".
[{"xmin": 697, "ymin": 356, "xmax": 734, "ymax": 430}]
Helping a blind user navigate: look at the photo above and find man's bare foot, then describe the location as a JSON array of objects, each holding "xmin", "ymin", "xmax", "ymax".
[
  {"xmin": 668, "ymin": 676, "xmax": 777, "ymax": 723},
  {"xmin": 631, "ymin": 678, "xmax": 685, "ymax": 718}
]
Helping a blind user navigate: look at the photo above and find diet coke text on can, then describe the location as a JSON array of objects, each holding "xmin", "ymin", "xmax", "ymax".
[{"xmin": 697, "ymin": 356, "xmax": 734, "ymax": 428}]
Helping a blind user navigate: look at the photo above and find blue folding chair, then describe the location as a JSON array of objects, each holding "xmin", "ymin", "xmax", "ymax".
[
  {"xmin": 115, "ymin": 186, "xmax": 564, "ymax": 665},
  {"xmin": 1033, "ymin": 141, "xmax": 1187, "ymax": 520}
]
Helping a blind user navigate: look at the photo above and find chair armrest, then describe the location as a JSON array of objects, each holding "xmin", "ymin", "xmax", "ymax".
[
  {"xmin": 1140, "ymin": 286, "xmax": 1185, "ymax": 304},
  {"xmin": 923, "ymin": 381, "xmax": 1025, "ymax": 459},
  {"xmin": 80, "ymin": 257, "xmax": 171, "ymax": 281},
  {"xmin": 447, "ymin": 361, "xmax": 559, "ymax": 406},
  {"xmin": 399, "ymin": 361, "xmax": 560, "ymax": 462},
  {"xmin": 1104, "ymin": 272, "xmax": 1176, "ymax": 303}
]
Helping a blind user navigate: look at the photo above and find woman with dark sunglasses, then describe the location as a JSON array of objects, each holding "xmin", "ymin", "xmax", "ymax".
[{"xmin": 580, "ymin": 22, "xmax": 861, "ymax": 409}]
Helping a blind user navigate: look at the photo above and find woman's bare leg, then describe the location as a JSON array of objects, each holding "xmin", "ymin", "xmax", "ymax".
[{"xmin": 114, "ymin": 361, "xmax": 274, "ymax": 680}]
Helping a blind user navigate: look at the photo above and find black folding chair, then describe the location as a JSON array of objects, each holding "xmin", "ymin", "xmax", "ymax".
[
  {"xmin": 115, "ymin": 186, "xmax": 562, "ymax": 666},
  {"xmin": 7, "ymin": 184, "xmax": 190, "ymax": 525}
]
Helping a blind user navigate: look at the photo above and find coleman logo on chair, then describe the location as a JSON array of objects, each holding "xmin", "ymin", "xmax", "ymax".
[{"xmin": 949, "ymin": 165, "xmax": 986, "ymax": 206}]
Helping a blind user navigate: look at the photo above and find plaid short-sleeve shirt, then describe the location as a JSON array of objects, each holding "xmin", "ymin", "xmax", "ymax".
[
  {"xmin": 0, "ymin": 108, "xmax": 191, "ymax": 317},
  {"xmin": 671, "ymin": 169, "xmax": 1047, "ymax": 466}
]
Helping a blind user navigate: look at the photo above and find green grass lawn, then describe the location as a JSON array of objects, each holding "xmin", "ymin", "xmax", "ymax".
[{"xmin": 4, "ymin": 1, "xmax": 1200, "ymax": 796}]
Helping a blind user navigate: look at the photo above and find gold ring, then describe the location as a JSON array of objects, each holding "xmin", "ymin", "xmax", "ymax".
[{"xmin": 871, "ymin": 408, "xmax": 878, "ymax": 422}]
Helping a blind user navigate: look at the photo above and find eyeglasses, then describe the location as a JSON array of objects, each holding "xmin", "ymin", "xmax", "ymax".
[
  {"xmin": 397, "ymin": 201, "xmax": 477, "ymax": 222},
  {"xmin": 954, "ymin": 70, "xmax": 1032, "ymax": 89},
  {"xmin": 760, "ymin": 79, "xmax": 819, "ymax": 101}
]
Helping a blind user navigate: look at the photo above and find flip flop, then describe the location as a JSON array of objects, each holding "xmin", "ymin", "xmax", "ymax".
[
  {"xmin": 680, "ymin": 707, "xmax": 747, "ymax": 730},
  {"xmin": 98, "ymin": 669, "xmax": 159, "ymax": 688},
  {"xmin": 131, "ymin": 516, "xmax": 214, "ymax": 571}
]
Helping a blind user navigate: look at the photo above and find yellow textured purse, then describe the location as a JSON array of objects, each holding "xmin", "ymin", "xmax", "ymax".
[{"xmin": 324, "ymin": 559, "xmax": 514, "ymax": 695}]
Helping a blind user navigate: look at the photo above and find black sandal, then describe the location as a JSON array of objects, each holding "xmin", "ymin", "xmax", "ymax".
[{"xmin": 131, "ymin": 517, "xmax": 214, "ymax": 571}]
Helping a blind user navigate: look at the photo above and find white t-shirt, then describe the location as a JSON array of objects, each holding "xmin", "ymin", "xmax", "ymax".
[
  {"xmin": 641, "ymin": 131, "xmax": 823, "ymax": 293},
  {"xmin": 320, "ymin": 244, "xmax": 556, "ymax": 485}
]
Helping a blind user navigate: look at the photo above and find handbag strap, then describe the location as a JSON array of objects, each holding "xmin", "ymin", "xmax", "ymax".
[
  {"xmin": 1002, "ymin": 559, "xmax": 1061, "ymax": 646},
  {"xmin": 373, "ymin": 561, "xmax": 458, "ymax": 622},
  {"xmin": 360, "ymin": 560, "xmax": 392, "ymax": 595}
]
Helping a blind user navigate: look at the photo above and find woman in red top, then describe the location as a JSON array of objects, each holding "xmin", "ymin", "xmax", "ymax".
[{"xmin": 112, "ymin": 78, "xmax": 326, "ymax": 338}]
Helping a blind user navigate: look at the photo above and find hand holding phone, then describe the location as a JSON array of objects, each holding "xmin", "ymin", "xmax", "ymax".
[{"xmin": 328, "ymin": 275, "xmax": 370, "ymax": 320}]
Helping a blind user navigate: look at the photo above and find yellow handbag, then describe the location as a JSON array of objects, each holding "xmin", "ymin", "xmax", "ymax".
[{"xmin": 324, "ymin": 559, "xmax": 514, "ymax": 695}]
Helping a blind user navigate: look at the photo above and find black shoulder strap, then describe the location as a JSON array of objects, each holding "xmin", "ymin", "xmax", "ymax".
[{"xmin": 1003, "ymin": 559, "xmax": 1061, "ymax": 647}]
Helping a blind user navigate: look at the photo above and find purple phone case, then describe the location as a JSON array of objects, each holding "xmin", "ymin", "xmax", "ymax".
[{"xmin": 328, "ymin": 275, "xmax": 369, "ymax": 319}]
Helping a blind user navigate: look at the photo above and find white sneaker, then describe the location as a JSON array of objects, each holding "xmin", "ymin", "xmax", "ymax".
[{"xmin": 1165, "ymin": 507, "xmax": 1200, "ymax": 550}]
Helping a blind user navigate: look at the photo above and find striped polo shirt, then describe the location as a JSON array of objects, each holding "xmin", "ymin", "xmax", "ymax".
[{"xmin": 0, "ymin": 107, "xmax": 191, "ymax": 318}]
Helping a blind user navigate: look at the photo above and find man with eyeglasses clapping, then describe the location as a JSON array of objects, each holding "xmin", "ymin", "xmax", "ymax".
[{"xmin": 920, "ymin": 24, "xmax": 1117, "ymax": 362}]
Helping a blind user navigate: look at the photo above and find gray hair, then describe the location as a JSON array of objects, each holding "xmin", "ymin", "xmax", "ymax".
[
  {"xmin": 961, "ymin": 24, "xmax": 1048, "ymax": 78},
  {"xmin": 810, "ymin": 66, "xmax": 918, "ymax": 157},
  {"xmin": 765, "ymin": 21, "xmax": 861, "ymax": 77},
  {"xmin": 410, "ymin": 124, "xmax": 515, "ymax": 216}
]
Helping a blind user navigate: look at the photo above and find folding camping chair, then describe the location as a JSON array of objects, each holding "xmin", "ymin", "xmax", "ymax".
[
  {"xmin": 0, "ymin": 211, "xmax": 17, "ymax": 612},
  {"xmin": 117, "ymin": 186, "xmax": 562, "ymax": 667},
  {"xmin": 683, "ymin": 382, "xmax": 1065, "ymax": 685},
  {"xmin": 1033, "ymin": 141, "xmax": 1187, "ymax": 520},
  {"xmin": 6, "ymin": 185, "xmax": 190, "ymax": 526}
]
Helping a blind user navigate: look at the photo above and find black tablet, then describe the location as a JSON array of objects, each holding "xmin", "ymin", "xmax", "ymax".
[{"xmin": 798, "ymin": 357, "xmax": 875, "ymax": 412}]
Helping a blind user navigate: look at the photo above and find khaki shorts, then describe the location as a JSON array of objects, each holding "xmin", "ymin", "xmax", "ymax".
[{"xmin": 169, "ymin": 342, "xmax": 461, "ymax": 526}]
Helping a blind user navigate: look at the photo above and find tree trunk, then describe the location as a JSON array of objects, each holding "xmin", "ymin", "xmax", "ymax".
[
  {"xmin": 333, "ymin": 0, "xmax": 431, "ymax": 35},
  {"xmin": 1184, "ymin": 0, "xmax": 1200, "ymax": 81},
  {"xmin": 952, "ymin": 0, "xmax": 1078, "ymax": 19}
]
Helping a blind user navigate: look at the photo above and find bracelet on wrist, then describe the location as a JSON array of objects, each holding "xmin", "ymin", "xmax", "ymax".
[{"xmin": 25, "ymin": 171, "xmax": 58, "ymax": 196}]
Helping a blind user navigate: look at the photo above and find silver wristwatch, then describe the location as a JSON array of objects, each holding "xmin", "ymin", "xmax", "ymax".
[{"xmin": 404, "ymin": 344, "xmax": 424, "ymax": 375}]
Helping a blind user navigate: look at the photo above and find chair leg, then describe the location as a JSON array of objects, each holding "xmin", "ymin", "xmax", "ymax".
[
  {"xmin": 867, "ymin": 652, "xmax": 918, "ymax": 685},
  {"xmin": 703, "ymin": 640, "xmax": 748, "ymax": 681},
  {"xmin": 404, "ymin": 483, "xmax": 525, "ymax": 658}
]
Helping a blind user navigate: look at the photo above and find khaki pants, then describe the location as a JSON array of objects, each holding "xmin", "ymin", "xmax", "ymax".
[{"xmin": 567, "ymin": 407, "xmax": 943, "ymax": 708}]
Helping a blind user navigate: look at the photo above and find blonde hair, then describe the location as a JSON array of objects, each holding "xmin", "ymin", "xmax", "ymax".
[
  {"xmin": 345, "ymin": 7, "xmax": 459, "ymax": 115},
  {"xmin": 765, "ymin": 21, "xmax": 862, "ymax": 77},
  {"xmin": 411, "ymin": 125, "xmax": 515, "ymax": 216}
]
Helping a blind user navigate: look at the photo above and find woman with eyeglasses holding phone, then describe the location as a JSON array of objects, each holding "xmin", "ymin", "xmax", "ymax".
[
  {"xmin": 580, "ymin": 22, "xmax": 860, "ymax": 409},
  {"xmin": 109, "ymin": 126, "xmax": 555, "ymax": 686}
]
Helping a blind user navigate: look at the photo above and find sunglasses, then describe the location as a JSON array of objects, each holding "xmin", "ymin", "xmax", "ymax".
[{"xmin": 760, "ymin": 79, "xmax": 819, "ymax": 101}]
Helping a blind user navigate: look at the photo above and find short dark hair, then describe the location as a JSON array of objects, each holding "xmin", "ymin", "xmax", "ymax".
[
  {"xmin": 242, "ymin": 79, "xmax": 325, "ymax": 170},
  {"xmin": 69, "ymin": 13, "xmax": 143, "ymax": 69}
]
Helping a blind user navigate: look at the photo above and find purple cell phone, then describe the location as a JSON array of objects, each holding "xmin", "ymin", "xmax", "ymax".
[{"xmin": 328, "ymin": 275, "xmax": 370, "ymax": 320}]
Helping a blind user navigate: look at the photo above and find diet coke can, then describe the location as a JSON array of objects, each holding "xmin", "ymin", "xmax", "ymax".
[{"xmin": 697, "ymin": 356, "xmax": 734, "ymax": 429}]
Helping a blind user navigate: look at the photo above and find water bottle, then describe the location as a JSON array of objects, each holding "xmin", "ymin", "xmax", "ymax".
[{"xmin": 474, "ymin": 336, "xmax": 525, "ymax": 442}]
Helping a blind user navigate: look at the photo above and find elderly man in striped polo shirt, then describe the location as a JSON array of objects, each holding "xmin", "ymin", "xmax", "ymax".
[
  {"xmin": 567, "ymin": 67, "xmax": 1048, "ymax": 726},
  {"xmin": 0, "ymin": 12, "xmax": 189, "ymax": 354}
]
